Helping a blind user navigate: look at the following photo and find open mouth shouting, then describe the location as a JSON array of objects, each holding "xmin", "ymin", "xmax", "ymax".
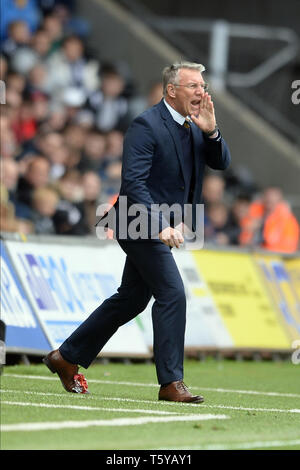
[{"xmin": 190, "ymin": 99, "xmax": 201, "ymax": 115}]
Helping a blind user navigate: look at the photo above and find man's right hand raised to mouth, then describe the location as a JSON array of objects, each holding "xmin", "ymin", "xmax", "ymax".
[{"xmin": 159, "ymin": 227, "xmax": 184, "ymax": 248}]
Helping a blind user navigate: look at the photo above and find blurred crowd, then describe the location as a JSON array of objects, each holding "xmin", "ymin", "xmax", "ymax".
[
  {"xmin": 202, "ymin": 173, "xmax": 299, "ymax": 253},
  {"xmin": 1, "ymin": 0, "xmax": 299, "ymax": 253}
]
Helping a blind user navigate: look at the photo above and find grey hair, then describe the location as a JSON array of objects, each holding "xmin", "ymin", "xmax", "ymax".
[{"xmin": 162, "ymin": 61, "xmax": 205, "ymax": 96}]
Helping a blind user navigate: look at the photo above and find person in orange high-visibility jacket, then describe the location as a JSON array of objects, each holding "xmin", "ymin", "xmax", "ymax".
[{"xmin": 239, "ymin": 187, "xmax": 299, "ymax": 253}]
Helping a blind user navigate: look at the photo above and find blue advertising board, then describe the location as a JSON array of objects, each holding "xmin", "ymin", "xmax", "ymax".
[
  {"xmin": 4, "ymin": 241, "xmax": 149, "ymax": 355},
  {"xmin": 0, "ymin": 241, "xmax": 51, "ymax": 352}
]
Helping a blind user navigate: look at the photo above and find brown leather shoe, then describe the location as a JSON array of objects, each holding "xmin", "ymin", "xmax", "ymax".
[
  {"xmin": 43, "ymin": 349, "xmax": 89, "ymax": 394},
  {"xmin": 159, "ymin": 380, "xmax": 204, "ymax": 403}
]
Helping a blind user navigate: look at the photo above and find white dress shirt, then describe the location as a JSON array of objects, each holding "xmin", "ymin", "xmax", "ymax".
[
  {"xmin": 163, "ymin": 99, "xmax": 187, "ymax": 125},
  {"xmin": 163, "ymin": 98, "xmax": 221, "ymax": 141}
]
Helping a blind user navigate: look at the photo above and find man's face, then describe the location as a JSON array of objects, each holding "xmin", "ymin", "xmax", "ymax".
[
  {"xmin": 102, "ymin": 74, "xmax": 124, "ymax": 98},
  {"xmin": 64, "ymin": 39, "xmax": 83, "ymax": 62},
  {"xmin": 263, "ymin": 188, "xmax": 282, "ymax": 213},
  {"xmin": 27, "ymin": 159, "xmax": 50, "ymax": 187},
  {"xmin": 167, "ymin": 68, "xmax": 206, "ymax": 117}
]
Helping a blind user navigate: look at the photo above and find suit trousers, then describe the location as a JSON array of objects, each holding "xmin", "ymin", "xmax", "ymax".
[{"xmin": 59, "ymin": 239, "xmax": 186, "ymax": 385}]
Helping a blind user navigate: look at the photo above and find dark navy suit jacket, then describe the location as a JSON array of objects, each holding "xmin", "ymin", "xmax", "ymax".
[{"xmin": 96, "ymin": 99, "xmax": 231, "ymax": 239}]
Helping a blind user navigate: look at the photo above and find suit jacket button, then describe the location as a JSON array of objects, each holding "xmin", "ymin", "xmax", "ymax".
[{"xmin": 180, "ymin": 186, "xmax": 185, "ymax": 190}]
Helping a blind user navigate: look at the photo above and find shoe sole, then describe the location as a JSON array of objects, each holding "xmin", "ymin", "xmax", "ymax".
[{"xmin": 159, "ymin": 397, "xmax": 204, "ymax": 403}]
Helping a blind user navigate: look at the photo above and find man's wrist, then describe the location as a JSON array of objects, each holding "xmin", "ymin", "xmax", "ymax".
[
  {"xmin": 204, "ymin": 128, "xmax": 221, "ymax": 141},
  {"xmin": 204, "ymin": 124, "xmax": 218, "ymax": 137},
  {"xmin": 208, "ymin": 131, "xmax": 218, "ymax": 139}
]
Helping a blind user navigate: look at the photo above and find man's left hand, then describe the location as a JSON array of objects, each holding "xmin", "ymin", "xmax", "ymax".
[{"xmin": 190, "ymin": 92, "xmax": 217, "ymax": 135}]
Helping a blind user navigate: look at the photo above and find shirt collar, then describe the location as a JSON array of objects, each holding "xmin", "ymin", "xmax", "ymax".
[{"xmin": 163, "ymin": 99, "xmax": 189, "ymax": 126}]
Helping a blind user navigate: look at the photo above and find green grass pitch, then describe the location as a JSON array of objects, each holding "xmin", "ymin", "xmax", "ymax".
[{"xmin": 1, "ymin": 358, "xmax": 300, "ymax": 450}]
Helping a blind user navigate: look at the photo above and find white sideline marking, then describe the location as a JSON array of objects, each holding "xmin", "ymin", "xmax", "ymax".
[
  {"xmin": 197, "ymin": 387, "xmax": 300, "ymax": 398},
  {"xmin": 1, "ymin": 414, "xmax": 229, "ymax": 432},
  {"xmin": 1, "ymin": 389, "xmax": 79, "ymax": 398},
  {"xmin": 5, "ymin": 373, "xmax": 156, "ymax": 386},
  {"xmin": 1, "ymin": 388, "xmax": 300, "ymax": 415},
  {"xmin": 158, "ymin": 439, "xmax": 300, "ymax": 450},
  {"xmin": 203, "ymin": 404, "xmax": 300, "ymax": 414},
  {"xmin": 1, "ymin": 400, "xmax": 176, "ymax": 415},
  {"xmin": 4, "ymin": 373, "xmax": 300, "ymax": 399}
]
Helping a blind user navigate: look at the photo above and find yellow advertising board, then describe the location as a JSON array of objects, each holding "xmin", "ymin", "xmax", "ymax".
[
  {"xmin": 254, "ymin": 255, "xmax": 300, "ymax": 343},
  {"xmin": 192, "ymin": 250, "xmax": 291, "ymax": 348}
]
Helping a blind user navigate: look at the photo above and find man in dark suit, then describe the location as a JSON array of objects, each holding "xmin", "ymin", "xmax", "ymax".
[{"xmin": 43, "ymin": 62, "xmax": 231, "ymax": 402}]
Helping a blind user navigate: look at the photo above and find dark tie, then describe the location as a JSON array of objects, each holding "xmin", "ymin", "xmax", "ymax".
[{"xmin": 183, "ymin": 120, "xmax": 190, "ymax": 129}]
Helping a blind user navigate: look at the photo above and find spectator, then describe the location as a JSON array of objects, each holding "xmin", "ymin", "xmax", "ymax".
[
  {"xmin": 1, "ymin": 157, "xmax": 31, "ymax": 218},
  {"xmin": 10, "ymin": 28, "xmax": 52, "ymax": 75},
  {"xmin": 78, "ymin": 129, "xmax": 106, "ymax": 173},
  {"xmin": 35, "ymin": 130, "xmax": 63, "ymax": 157},
  {"xmin": 53, "ymin": 170, "xmax": 88, "ymax": 235},
  {"xmin": 89, "ymin": 65, "xmax": 129, "ymax": 132},
  {"xmin": 228, "ymin": 194, "xmax": 252, "ymax": 245},
  {"xmin": 103, "ymin": 130, "xmax": 123, "ymax": 162},
  {"xmin": 4, "ymin": 87, "xmax": 23, "ymax": 111},
  {"xmin": 41, "ymin": 102, "xmax": 68, "ymax": 132},
  {"xmin": 1, "ymin": 20, "xmax": 31, "ymax": 57},
  {"xmin": 0, "ymin": 182, "xmax": 33, "ymax": 234},
  {"xmin": 63, "ymin": 123, "xmax": 87, "ymax": 152},
  {"xmin": 81, "ymin": 171, "xmax": 102, "ymax": 232},
  {"xmin": 241, "ymin": 187, "xmax": 300, "ymax": 253},
  {"xmin": 202, "ymin": 174, "xmax": 226, "ymax": 206},
  {"xmin": 34, "ymin": 131, "xmax": 69, "ymax": 179},
  {"xmin": 42, "ymin": 13, "xmax": 64, "ymax": 52},
  {"xmin": 31, "ymin": 185, "xmax": 59, "ymax": 234},
  {"xmin": 31, "ymin": 28, "xmax": 52, "ymax": 58},
  {"xmin": 101, "ymin": 160, "xmax": 122, "ymax": 199},
  {"xmin": 12, "ymin": 98, "xmax": 37, "ymax": 143},
  {"xmin": 0, "ymin": 159, "xmax": 22, "ymax": 208},
  {"xmin": 30, "ymin": 92, "xmax": 50, "ymax": 124},
  {"xmin": 6, "ymin": 71, "xmax": 26, "ymax": 94},
  {"xmin": 0, "ymin": 0, "xmax": 41, "ymax": 41},
  {"xmin": 15, "ymin": 155, "xmax": 50, "ymax": 207},
  {"xmin": 55, "ymin": 168, "xmax": 83, "ymax": 201},
  {"xmin": 52, "ymin": 145, "xmax": 71, "ymax": 179},
  {"xmin": 46, "ymin": 34, "xmax": 99, "ymax": 100},
  {"xmin": 205, "ymin": 201, "xmax": 231, "ymax": 246}
]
